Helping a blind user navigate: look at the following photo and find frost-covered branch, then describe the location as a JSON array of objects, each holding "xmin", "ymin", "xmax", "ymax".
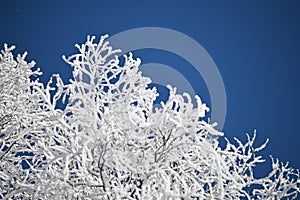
[{"xmin": 0, "ymin": 36, "xmax": 299, "ymax": 199}]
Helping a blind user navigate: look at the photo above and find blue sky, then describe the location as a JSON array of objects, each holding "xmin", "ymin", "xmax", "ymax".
[{"xmin": 1, "ymin": 0, "xmax": 300, "ymax": 178}]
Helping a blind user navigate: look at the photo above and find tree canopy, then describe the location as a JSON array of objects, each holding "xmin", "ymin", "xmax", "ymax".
[{"xmin": 0, "ymin": 35, "xmax": 299, "ymax": 199}]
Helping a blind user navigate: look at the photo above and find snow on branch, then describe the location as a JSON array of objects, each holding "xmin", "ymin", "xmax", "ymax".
[{"xmin": 0, "ymin": 36, "xmax": 299, "ymax": 199}]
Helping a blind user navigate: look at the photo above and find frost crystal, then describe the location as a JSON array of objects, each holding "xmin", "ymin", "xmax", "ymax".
[{"xmin": 0, "ymin": 35, "xmax": 299, "ymax": 199}]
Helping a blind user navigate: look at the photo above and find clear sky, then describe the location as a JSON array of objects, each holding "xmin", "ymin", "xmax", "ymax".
[{"xmin": 1, "ymin": 0, "xmax": 300, "ymax": 179}]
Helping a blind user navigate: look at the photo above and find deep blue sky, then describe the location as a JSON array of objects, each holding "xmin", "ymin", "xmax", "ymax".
[{"xmin": 1, "ymin": 0, "xmax": 300, "ymax": 179}]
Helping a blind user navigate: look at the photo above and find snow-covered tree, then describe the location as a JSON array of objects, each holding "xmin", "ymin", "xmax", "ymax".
[{"xmin": 0, "ymin": 35, "xmax": 299, "ymax": 199}]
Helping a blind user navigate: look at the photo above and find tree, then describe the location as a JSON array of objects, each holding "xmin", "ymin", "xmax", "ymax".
[{"xmin": 0, "ymin": 35, "xmax": 299, "ymax": 199}]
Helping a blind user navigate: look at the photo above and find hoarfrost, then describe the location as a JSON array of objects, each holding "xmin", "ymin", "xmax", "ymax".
[{"xmin": 0, "ymin": 35, "xmax": 299, "ymax": 199}]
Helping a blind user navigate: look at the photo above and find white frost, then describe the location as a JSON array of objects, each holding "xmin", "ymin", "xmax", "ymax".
[{"xmin": 0, "ymin": 36, "xmax": 299, "ymax": 199}]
